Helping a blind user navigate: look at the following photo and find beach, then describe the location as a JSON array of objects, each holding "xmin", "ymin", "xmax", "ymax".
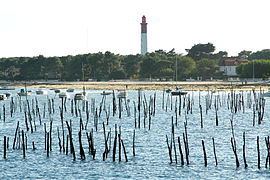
[{"xmin": 1, "ymin": 80, "xmax": 269, "ymax": 91}]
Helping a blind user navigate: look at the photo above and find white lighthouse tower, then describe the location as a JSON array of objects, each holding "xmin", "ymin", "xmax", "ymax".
[{"xmin": 141, "ymin": 15, "xmax": 147, "ymax": 55}]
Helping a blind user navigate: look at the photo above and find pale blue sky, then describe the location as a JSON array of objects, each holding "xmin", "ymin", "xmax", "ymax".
[{"xmin": 0, "ymin": 0, "xmax": 270, "ymax": 58}]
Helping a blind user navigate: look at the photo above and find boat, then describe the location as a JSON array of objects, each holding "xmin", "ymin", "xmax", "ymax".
[
  {"xmin": 0, "ymin": 86, "xmax": 15, "ymax": 90},
  {"xmin": 117, "ymin": 90, "xmax": 127, "ymax": 98},
  {"xmin": 171, "ymin": 90, "xmax": 188, "ymax": 96},
  {"xmin": 54, "ymin": 89, "xmax": 61, "ymax": 93},
  {"xmin": 74, "ymin": 92, "xmax": 87, "ymax": 100},
  {"xmin": 101, "ymin": 91, "xmax": 112, "ymax": 96},
  {"xmin": 66, "ymin": 88, "xmax": 74, "ymax": 93},
  {"xmin": 264, "ymin": 88, "xmax": 270, "ymax": 97},
  {"xmin": 170, "ymin": 55, "xmax": 188, "ymax": 96},
  {"xmin": 0, "ymin": 94, "xmax": 7, "ymax": 101},
  {"xmin": 166, "ymin": 88, "xmax": 172, "ymax": 93},
  {"xmin": 4, "ymin": 92, "xmax": 12, "ymax": 98},
  {"xmin": 36, "ymin": 89, "xmax": 48, "ymax": 95},
  {"xmin": 171, "ymin": 86, "xmax": 187, "ymax": 96},
  {"xmin": 59, "ymin": 92, "xmax": 70, "ymax": 98},
  {"xmin": 18, "ymin": 88, "xmax": 32, "ymax": 96}
]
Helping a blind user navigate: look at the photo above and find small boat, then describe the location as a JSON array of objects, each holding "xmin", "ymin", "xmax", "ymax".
[
  {"xmin": 171, "ymin": 90, "xmax": 188, "ymax": 96},
  {"xmin": 166, "ymin": 88, "xmax": 172, "ymax": 93},
  {"xmin": 36, "ymin": 89, "xmax": 48, "ymax": 95},
  {"xmin": 54, "ymin": 89, "xmax": 61, "ymax": 93},
  {"xmin": 0, "ymin": 94, "xmax": 7, "ymax": 101},
  {"xmin": 171, "ymin": 87, "xmax": 187, "ymax": 96},
  {"xmin": 4, "ymin": 92, "xmax": 12, "ymax": 98},
  {"xmin": 59, "ymin": 92, "xmax": 70, "ymax": 99},
  {"xmin": 0, "ymin": 86, "xmax": 15, "ymax": 90},
  {"xmin": 101, "ymin": 91, "xmax": 112, "ymax": 96},
  {"xmin": 18, "ymin": 88, "xmax": 32, "ymax": 96},
  {"xmin": 264, "ymin": 88, "xmax": 270, "ymax": 97},
  {"xmin": 117, "ymin": 90, "xmax": 127, "ymax": 98},
  {"xmin": 67, "ymin": 88, "xmax": 74, "ymax": 93},
  {"xmin": 74, "ymin": 92, "xmax": 87, "ymax": 100}
]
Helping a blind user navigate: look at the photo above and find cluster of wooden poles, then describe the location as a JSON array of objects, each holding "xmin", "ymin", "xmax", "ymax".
[
  {"xmin": 165, "ymin": 87, "xmax": 268, "ymax": 169},
  {"xmin": 0, "ymin": 89, "xmax": 158, "ymax": 163},
  {"xmin": 0, "ymin": 87, "xmax": 268, "ymax": 170}
]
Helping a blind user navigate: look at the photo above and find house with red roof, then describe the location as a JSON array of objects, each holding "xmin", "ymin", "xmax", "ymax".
[{"xmin": 219, "ymin": 56, "xmax": 248, "ymax": 77}]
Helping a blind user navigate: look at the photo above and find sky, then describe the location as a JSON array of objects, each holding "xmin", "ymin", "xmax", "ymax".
[{"xmin": 0, "ymin": 0, "xmax": 270, "ymax": 58}]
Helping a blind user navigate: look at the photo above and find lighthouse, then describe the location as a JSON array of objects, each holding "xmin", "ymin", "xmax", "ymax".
[{"xmin": 141, "ymin": 15, "xmax": 147, "ymax": 55}]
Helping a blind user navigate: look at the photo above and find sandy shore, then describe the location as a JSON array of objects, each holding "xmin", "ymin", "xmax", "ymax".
[{"xmin": 1, "ymin": 80, "xmax": 269, "ymax": 91}]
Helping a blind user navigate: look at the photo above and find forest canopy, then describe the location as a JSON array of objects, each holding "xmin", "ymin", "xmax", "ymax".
[{"xmin": 1, "ymin": 43, "xmax": 270, "ymax": 81}]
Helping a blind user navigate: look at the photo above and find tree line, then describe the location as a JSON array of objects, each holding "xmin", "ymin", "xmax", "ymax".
[{"xmin": 1, "ymin": 43, "xmax": 270, "ymax": 81}]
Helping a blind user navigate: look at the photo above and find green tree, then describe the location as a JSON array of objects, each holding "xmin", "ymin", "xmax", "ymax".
[
  {"xmin": 176, "ymin": 56, "xmax": 196, "ymax": 80},
  {"xmin": 122, "ymin": 54, "xmax": 141, "ymax": 79},
  {"xmin": 248, "ymin": 49, "xmax": 270, "ymax": 60},
  {"xmin": 186, "ymin": 43, "xmax": 215, "ymax": 61},
  {"xmin": 196, "ymin": 58, "xmax": 217, "ymax": 79},
  {"xmin": 236, "ymin": 60, "xmax": 270, "ymax": 78},
  {"xmin": 238, "ymin": 50, "xmax": 252, "ymax": 59}
]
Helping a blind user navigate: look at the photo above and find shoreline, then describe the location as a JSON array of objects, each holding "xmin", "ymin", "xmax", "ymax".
[{"xmin": 1, "ymin": 81, "xmax": 269, "ymax": 91}]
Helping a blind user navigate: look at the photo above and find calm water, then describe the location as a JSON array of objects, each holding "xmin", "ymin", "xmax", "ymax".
[{"xmin": 0, "ymin": 88, "xmax": 269, "ymax": 179}]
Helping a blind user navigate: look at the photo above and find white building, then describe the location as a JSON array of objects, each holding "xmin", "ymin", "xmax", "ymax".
[{"xmin": 219, "ymin": 57, "xmax": 248, "ymax": 76}]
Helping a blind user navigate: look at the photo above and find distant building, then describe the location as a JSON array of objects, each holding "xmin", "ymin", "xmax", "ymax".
[
  {"xmin": 219, "ymin": 56, "xmax": 248, "ymax": 76},
  {"xmin": 141, "ymin": 15, "xmax": 147, "ymax": 55}
]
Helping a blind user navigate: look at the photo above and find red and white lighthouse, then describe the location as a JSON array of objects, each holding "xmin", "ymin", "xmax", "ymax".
[{"xmin": 141, "ymin": 15, "xmax": 147, "ymax": 55}]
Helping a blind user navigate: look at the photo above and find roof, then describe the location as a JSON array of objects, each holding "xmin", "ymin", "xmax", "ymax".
[{"xmin": 221, "ymin": 57, "xmax": 248, "ymax": 66}]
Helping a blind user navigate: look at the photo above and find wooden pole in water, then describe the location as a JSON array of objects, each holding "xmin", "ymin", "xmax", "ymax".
[
  {"xmin": 66, "ymin": 135, "xmax": 69, "ymax": 156},
  {"xmin": 57, "ymin": 127, "xmax": 62, "ymax": 152},
  {"xmin": 178, "ymin": 136, "xmax": 184, "ymax": 165},
  {"xmin": 22, "ymin": 130, "xmax": 26, "ymax": 158},
  {"xmin": 166, "ymin": 135, "xmax": 173, "ymax": 164},
  {"xmin": 44, "ymin": 123, "xmax": 46, "ymax": 150},
  {"xmin": 133, "ymin": 129, "xmax": 135, "ymax": 156},
  {"xmin": 78, "ymin": 131, "xmax": 85, "ymax": 160},
  {"xmin": 230, "ymin": 137, "xmax": 239, "ymax": 168},
  {"xmin": 13, "ymin": 121, "xmax": 19, "ymax": 150},
  {"xmin": 265, "ymin": 137, "xmax": 269, "ymax": 168},
  {"xmin": 121, "ymin": 139, "xmax": 128, "ymax": 162},
  {"xmin": 212, "ymin": 138, "xmax": 218, "ymax": 166},
  {"xmin": 112, "ymin": 125, "xmax": 117, "ymax": 162},
  {"xmin": 243, "ymin": 132, "xmax": 248, "ymax": 168},
  {"xmin": 257, "ymin": 136, "xmax": 260, "ymax": 169},
  {"xmin": 202, "ymin": 140, "xmax": 207, "ymax": 167},
  {"xmin": 103, "ymin": 122, "xmax": 108, "ymax": 157},
  {"xmin": 66, "ymin": 121, "xmax": 76, "ymax": 161},
  {"xmin": 32, "ymin": 141, "xmax": 36, "ymax": 150},
  {"xmin": 4, "ymin": 136, "xmax": 6, "ymax": 159},
  {"xmin": 50, "ymin": 120, "xmax": 52, "ymax": 151},
  {"xmin": 118, "ymin": 127, "xmax": 121, "ymax": 162},
  {"xmin": 200, "ymin": 105, "xmax": 203, "ymax": 128},
  {"xmin": 47, "ymin": 132, "xmax": 49, "ymax": 157}
]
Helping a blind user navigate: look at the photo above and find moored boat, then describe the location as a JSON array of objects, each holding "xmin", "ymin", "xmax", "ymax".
[
  {"xmin": 0, "ymin": 94, "xmax": 7, "ymax": 101},
  {"xmin": 67, "ymin": 88, "xmax": 74, "ymax": 93},
  {"xmin": 101, "ymin": 91, "xmax": 112, "ymax": 96},
  {"xmin": 74, "ymin": 92, "xmax": 87, "ymax": 100},
  {"xmin": 4, "ymin": 92, "xmax": 12, "ymax": 98},
  {"xmin": 171, "ymin": 90, "xmax": 188, "ymax": 96},
  {"xmin": 36, "ymin": 89, "xmax": 48, "ymax": 95},
  {"xmin": 54, "ymin": 89, "xmax": 61, "ymax": 93},
  {"xmin": 59, "ymin": 92, "xmax": 70, "ymax": 98},
  {"xmin": 18, "ymin": 88, "xmax": 31, "ymax": 96},
  {"xmin": 117, "ymin": 90, "xmax": 127, "ymax": 98},
  {"xmin": 171, "ymin": 86, "xmax": 187, "ymax": 96},
  {"xmin": 166, "ymin": 88, "xmax": 172, "ymax": 93}
]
